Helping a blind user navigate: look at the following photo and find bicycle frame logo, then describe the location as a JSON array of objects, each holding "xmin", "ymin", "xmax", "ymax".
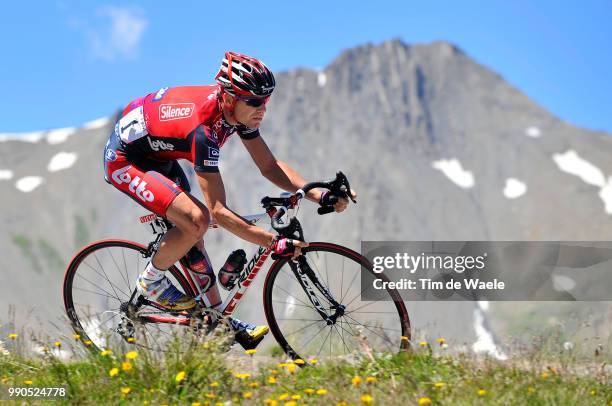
[{"xmin": 221, "ymin": 246, "xmax": 270, "ymax": 315}]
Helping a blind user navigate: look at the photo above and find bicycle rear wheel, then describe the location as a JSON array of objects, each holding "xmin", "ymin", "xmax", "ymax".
[
  {"xmin": 63, "ymin": 239, "xmax": 196, "ymax": 355},
  {"xmin": 263, "ymin": 242, "xmax": 411, "ymax": 363}
]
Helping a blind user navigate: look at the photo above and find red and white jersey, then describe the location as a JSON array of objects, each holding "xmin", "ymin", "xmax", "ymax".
[{"xmin": 112, "ymin": 85, "xmax": 259, "ymax": 173}]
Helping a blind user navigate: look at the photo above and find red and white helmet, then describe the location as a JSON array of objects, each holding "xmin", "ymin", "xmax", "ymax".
[{"xmin": 215, "ymin": 51, "xmax": 275, "ymax": 97}]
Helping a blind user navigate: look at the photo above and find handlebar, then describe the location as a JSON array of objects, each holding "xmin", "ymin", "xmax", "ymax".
[{"xmin": 261, "ymin": 171, "xmax": 356, "ymax": 234}]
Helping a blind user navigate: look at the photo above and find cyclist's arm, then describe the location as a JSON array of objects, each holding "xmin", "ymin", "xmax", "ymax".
[
  {"xmin": 241, "ymin": 136, "xmax": 323, "ymax": 203},
  {"xmin": 197, "ymin": 172, "xmax": 275, "ymax": 247}
]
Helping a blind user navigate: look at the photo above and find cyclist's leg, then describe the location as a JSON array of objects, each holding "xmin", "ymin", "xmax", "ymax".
[
  {"xmin": 105, "ymin": 153, "xmax": 201, "ymax": 309},
  {"xmin": 158, "ymin": 162, "xmax": 221, "ymax": 307}
]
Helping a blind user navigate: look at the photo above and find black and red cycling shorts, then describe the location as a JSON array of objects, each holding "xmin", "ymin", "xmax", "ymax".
[{"xmin": 103, "ymin": 130, "xmax": 190, "ymax": 217}]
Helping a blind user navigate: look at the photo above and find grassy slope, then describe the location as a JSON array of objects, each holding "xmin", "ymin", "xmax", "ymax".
[{"xmin": 0, "ymin": 337, "xmax": 610, "ymax": 405}]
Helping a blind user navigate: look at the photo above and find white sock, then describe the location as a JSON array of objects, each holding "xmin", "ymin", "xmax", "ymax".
[{"xmin": 142, "ymin": 261, "xmax": 165, "ymax": 281}]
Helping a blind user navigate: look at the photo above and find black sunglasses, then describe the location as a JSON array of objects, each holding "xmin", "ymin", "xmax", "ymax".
[{"xmin": 235, "ymin": 95, "xmax": 270, "ymax": 107}]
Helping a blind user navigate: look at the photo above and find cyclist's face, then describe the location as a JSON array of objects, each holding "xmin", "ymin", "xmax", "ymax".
[{"xmin": 233, "ymin": 98, "xmax": 267, "ymax": 128}]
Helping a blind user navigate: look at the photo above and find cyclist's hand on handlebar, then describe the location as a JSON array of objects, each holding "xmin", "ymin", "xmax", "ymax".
[
  {"xmin": 272, "ymin": 237, "xmax": 309, "ymax": 259},
  {"xmin": 320, "ymin": 188, "xmax": 358, "ymax": 213}
]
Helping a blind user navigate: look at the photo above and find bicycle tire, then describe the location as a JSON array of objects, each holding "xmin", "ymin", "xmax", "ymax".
[
  {"xmin": 263, "ymin": 242, "xmax": 411, "ymax": 362},
  {"xmin": 63, "ymin": 239, "xmax": 195, "ymax": 353}
]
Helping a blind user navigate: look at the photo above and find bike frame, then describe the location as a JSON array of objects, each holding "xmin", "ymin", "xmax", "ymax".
[{"xmin": 137, "ymin": 213, "xmax": 276, "ymax": 326}]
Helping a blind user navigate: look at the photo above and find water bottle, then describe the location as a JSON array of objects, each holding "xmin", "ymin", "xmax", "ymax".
[
  {"xmin": 218, "ymin": 249, "xmax": 247, "ymax": 290},
  {"xmin": 181, "ymin": 246, "xmax": 221, "ymax": 307}
]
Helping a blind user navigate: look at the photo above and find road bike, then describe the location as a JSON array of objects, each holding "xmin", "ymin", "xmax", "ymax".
[{"xmin": 63, "ymin": 172, "xmax": 411, "ymax": 362}]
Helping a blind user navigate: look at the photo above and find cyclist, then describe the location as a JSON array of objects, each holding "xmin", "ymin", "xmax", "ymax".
[{"xmin": 103, "ymin": 51, "xmax": 355, "ymax": 344}]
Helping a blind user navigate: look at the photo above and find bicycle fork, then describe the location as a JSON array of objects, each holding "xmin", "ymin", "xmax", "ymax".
[{"xmin": 288, "ymin": 255, "xmax": 345, "ymax": 325}]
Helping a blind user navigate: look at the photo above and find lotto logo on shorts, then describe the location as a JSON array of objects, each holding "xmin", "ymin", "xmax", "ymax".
[
  {"xmin": 111, "ymin": 166, "xmax": 155, "ymax": 202},
  {"xmin": 159, "ymin": 103, "xmax": 195, "ymax": 121}
]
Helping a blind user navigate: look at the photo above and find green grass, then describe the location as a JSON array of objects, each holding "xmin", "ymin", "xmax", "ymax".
[{"xmin": 0, "ymin": 335, "xmax": 610, "ymax": 405}]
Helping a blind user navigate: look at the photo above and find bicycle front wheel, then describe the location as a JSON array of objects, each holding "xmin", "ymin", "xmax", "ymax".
[
  {"xmin": 263, "ymin": 242, "xmax": 411, "ymax": 363},
  {"xmin": 63, "ymin": 239, "xmax": 196, "ymax": 354}
]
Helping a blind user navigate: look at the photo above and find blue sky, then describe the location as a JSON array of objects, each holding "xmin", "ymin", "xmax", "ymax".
[{"xmin": 1, "ymin": 1, "xmax": 610, "ymax": 133}]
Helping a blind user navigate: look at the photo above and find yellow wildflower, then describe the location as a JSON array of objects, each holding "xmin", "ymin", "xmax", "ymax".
[
  {"xmin": 277, "ymin": 363, "xmax": 289, "ymax": 368},
  {"xmin": 436, "ymin": 337, "xmax": 446, "ymax": 345},
  {"xmin": 100, "ymin": 349, "xmax": 112, "ymax": 356},
  {"xmin": 175, "ymin": 371, "xmax": 186, "ymax": 382},
  {"xmin": 270, "ymin": 369, "xmax": 279, "ymax": 375},
  {"xmin": 309, "ymin": 358, "xmax": 318, "ymax": 364},
  {"xmin": 366, "ymin": 376, "xmax": 377, "ymax": 383},
  {"xmin": 291, "ymin": 394, "xmax": 301, "ymax": 400},
  {"xmin": 54, "ymin": 341, "xmax": 62, "ymax": 348},
  {"xmin": 245, "ymin": 349, "xmax": 257, "ymax": 355},
  {"xmin": 122, "ymin": 362, "xmax": 133, "ymax": 372},
  {"xmin": 210, "ymin": 381, "xmax": 220, "ymax": 387},
  {"xmin": 419, "ymin": 341, "xmax": 428, "ymax": 347},
  {"xmin": 84, "ymin": 340, "xmax": 93, "ymax": 346},
  {"xmin": 206, "ymin": 393, "xmax": 217, "ymax": 399},
  {"xmin": 23, "ymin": 380, "xmax": 33, "ymax": 385},
  {"xmin": 304, "ymin": 388, "xmax": 315, "ymax": 394},
  {"xmin": 249, "ymin": 381, "xmax": 259, "ymax": 388},
  {"xmin": 278, "ymin": 393, "xmax": 289, "ymax": 400},
  {"xmin": 243, "ymin": 392, "xmax": 253, "ymax": 399},
  {"xmin": 125, "ymin": 351, "xmax": 138, "ymax": 360},
  {"xmin": 418, "ymin": 397, "xmax": 432, "ymax": 405},
  {"xmin": 73, "ymin": 334, "xmax": 81, "ymax": 340},
  {"xmin": 267, "ymin": 376, "xmax": 277, "ymax": 384},
  {"xmin": 352, "ymin": 376, "xmax": 362, "ymax": 386},
  {"xmin": 264, "ymin": 399, "xmax": 277, "ymax": 405},
  {"xmin": 360, "ymin": 394, "xmax": 374, "ymax": 404},
  {"xmin": 284, "ymin": 402, "xmax": 296, "ymax": 406},
  {"xmin": 286, "ymin": 363, "xmax": 296, "ymax": 373},
  {"xmin": 8, "ymin": 333, "xmax": 18, "ymax": 340},
  {"xmin": 478, "ymin": 389, "xmax": 487, "ymax": 396},
  {"xmin": 234, "ymin": 373, "xmax": 251, "ymax": 379},
  {"xmin": 316, "ymin": 388, "xmax": 328, "ymax": 395},
  {"xmin": 294, "ymin": 358, "xmax": 305, "ymax": 365},
  {"xmin": 541, "ymin": 372, "xmax": 549, "ymax": 380},
  {"xmin": 121, "ymin": 387, "xmax": 131, "ymax": 395},
  {"xmin": 434, "ymin": 382, "xmax": 446, "ymax": 389},
  {"xmin": 400, "ymin": 336, "xmax": 409, "ymax": 341},
  {"xmin": 192, "ymin": 403, "xmax": 201, "ymax": 406},
  {"xmin": 109, "ymin": 367, "xmax": 119, "ymax": 377},
  {"xmin": 127, "ymin": 337, "xmax": 136, "ymax": 343}
]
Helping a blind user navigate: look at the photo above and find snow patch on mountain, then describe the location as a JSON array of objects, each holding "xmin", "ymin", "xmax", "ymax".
[
  {"xmin": 503, "ymin": 178, "xmax": 527, "ymax": 199},
  {"xmin": 0, "ymin": 170, "xmax": 13, "ymax": 180},
  {"xmin": 48, "ymin": 152, "xmax": 78, "ymax": 172},
  {"xmin": 0, "ymin": 117, "xmax": 111, "ymax": 143},
  {"xmin": 432, "ymin": 159, "xmax": 475, "ymax": 188},
  {"xmin": 553, "ymin": 150, "xmax": 605, "ymax": 187},
  {"xmin": 525, "ymin": 126, "xmax": 542, "ymax": 138},
  {"xmin": 472, "ymin": 307, "xmax": 507, "ymax": 360},
  {"xmin": 47, "ymin": 127, "xmax": 77, "ymax": 144},
  {"xmin": 553, "ymin": 150, "xmax": 612, "ymax": 214},
  {"xmin": 83, "ymin": 117, "xmax": 111, "ymax": 130},
  {"xmin": 0, "ymin": 131, "xmax": 45, "ymax": 143},
  {"xmin": 15, "ymin": 176, "xmax": 44, "ymax": 192},
  {"xmin": 317, "ymin": 72, "xmax": 327, "ymax": 87}
]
